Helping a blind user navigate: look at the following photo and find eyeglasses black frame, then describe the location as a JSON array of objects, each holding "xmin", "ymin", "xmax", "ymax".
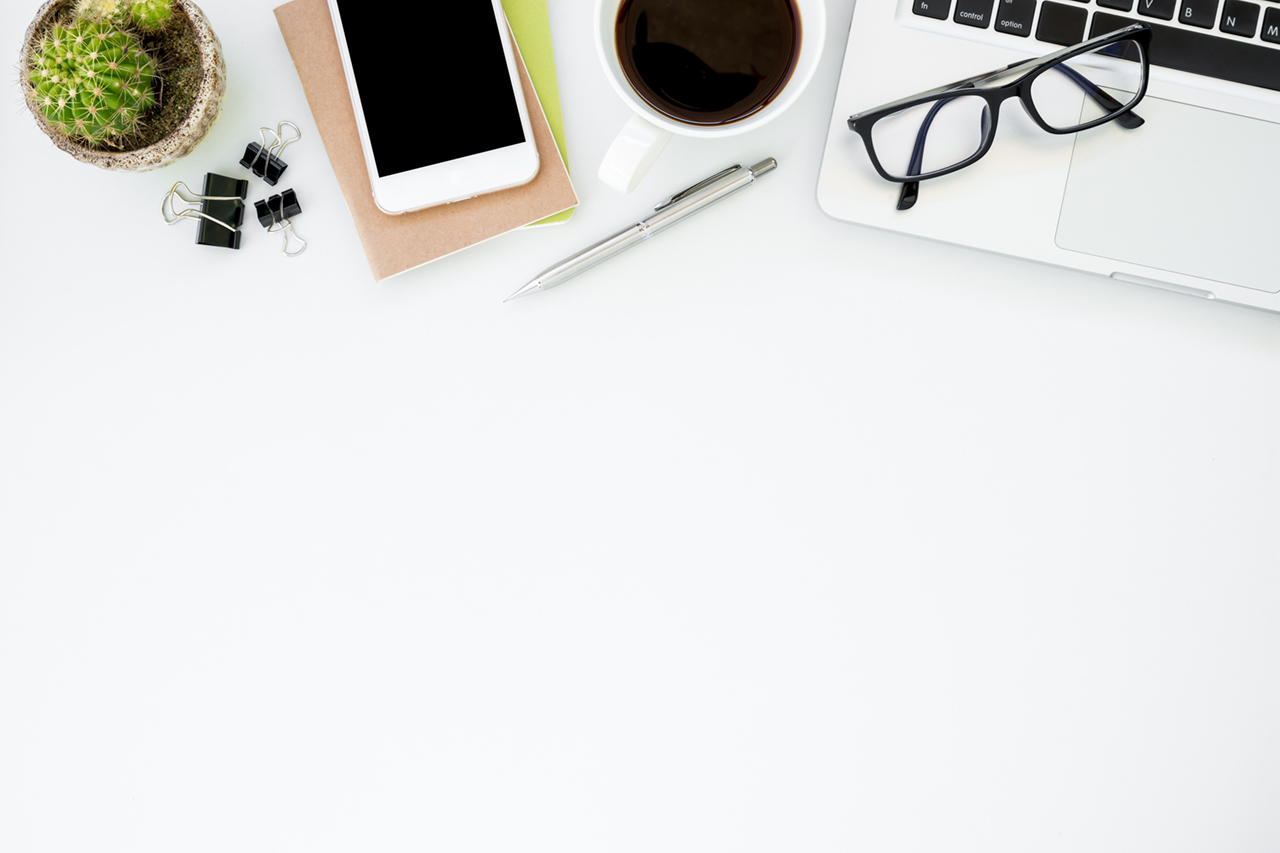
[{"xmin": 846, "ymin": 23, "xmax": 1152, "ymax": 203}]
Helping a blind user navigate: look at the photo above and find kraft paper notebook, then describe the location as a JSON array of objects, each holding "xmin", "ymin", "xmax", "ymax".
[{"xmin": 273, "ymin": 0, "xmax": 578, "ymax": 282}]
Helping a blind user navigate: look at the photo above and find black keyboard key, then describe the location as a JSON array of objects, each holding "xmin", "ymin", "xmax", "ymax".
[
  {"xmin": 914, "ymin": 0, "xmax": 951, "ymax": 20},
  {"xmin": 1179, "ymin": 0, "xmax": 1219, "ymax": 26},
  {"xmin": 1264, "ymin": 7, "xmax": 1280, "ymax": 41},
  {"xmin": 1092, "ymin": 12, "xmax": 1280, "ymax": 90},
  {"xmin": 994, "ymin": 0, "xmax": 1037, "ymax": 34},
  {"xmin": 954, "ymin": 0, "xmax": 995, "ymax": 27},
  {"xmin": 1037, "ymin": 0, "xmax": 1088, "ymax": 42},
  {"xmin": 1099, "ymin": 0, "xmax": 1135, "ymax": 11},
  {"xmin": 1137, "ymin": 0, "xmax": 1178, "ymax": 19},
  {"xmin": 1220, "ymin": 0, "xmax": 1261, "ymax": 33}
]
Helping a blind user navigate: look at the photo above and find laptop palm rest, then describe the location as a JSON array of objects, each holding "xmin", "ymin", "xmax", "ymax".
[{"xmin": 1055, "ymin": 94, "xmax": 1279, "ymax": 294}]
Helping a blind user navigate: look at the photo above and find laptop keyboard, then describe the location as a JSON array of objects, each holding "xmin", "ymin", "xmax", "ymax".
[{"xmin": 914, "ymin": 0, "xmax": 1280, "ymax": 91}]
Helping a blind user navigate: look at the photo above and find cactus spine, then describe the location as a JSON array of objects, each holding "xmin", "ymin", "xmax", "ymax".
[{"xmin": 25, "ymin": 19, "xmax": 157, "ymax": 144}]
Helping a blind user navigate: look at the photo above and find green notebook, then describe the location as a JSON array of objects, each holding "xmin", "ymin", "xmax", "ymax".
[{"xmin": 504, "ymin": 0, "xmax": 574, "ymax": 226}]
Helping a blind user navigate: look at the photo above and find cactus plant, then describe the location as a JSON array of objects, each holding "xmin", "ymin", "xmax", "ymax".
[
  {"xmin": 21, "ymin": 0, "xmax": 225, "ymax": 169},
  {"xmin": 129, "ymin": 0, "xmax": 172, "ymax": 30},
  {"xmin": 24, "ymin": 18, "xmax": 156, "ymax": 144}
]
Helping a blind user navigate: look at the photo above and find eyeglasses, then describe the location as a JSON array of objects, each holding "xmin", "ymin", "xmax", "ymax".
[{"xmin": 846, "ymin": 23, "xmax": 1152, "ymax": 210}]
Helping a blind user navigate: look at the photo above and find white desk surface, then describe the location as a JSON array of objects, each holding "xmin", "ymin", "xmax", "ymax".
[{"xmin": 2, "ymin": 1, "xmax": 1277, "ymax": 850}]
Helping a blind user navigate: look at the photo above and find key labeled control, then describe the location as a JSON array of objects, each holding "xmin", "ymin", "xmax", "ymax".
[{"xmin": 954, "ymin": 0, "xmax": 995, "ymax": 28}]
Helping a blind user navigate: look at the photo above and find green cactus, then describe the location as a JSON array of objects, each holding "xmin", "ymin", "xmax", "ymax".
[
  {"xmin": 129, "ymin": 0, "xmax": 173, "ymax": 31},
  {"xmin": 24, "ymin": 19, "xmax": 156, "ymax": 144}
]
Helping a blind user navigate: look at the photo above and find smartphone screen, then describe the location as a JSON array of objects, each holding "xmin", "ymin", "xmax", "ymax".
[{"xmin": 334, "ymin": 0, "xmax": 527, "ymax": 178}]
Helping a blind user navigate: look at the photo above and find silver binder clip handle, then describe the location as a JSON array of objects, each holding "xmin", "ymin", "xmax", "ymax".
[
  {"xmin": 248, "ymin": 121, "xmax": 300, "ymax": 173},
  {"xmin": 160, "ymin": 182, "xmax": 239, "ymax": 233},
  {"xmin": 249, "ymin": 126, "xmax": 276, "ymax": 173},
  {"xmin": 267, "ymin": 219, "xmax": 307, "ymax": 257},
  {"xmin": 272, "ymin": 121, "xmax": 301, "ymax": 161},
  {"xmin": 264, "ymin": 192, "xmax": 307, "ymax": 257}
]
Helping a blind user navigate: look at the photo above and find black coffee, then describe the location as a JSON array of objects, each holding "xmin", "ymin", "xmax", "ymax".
[{"xmin": 615, "ymin": 0, "xmax": 801, "ymax": 126}]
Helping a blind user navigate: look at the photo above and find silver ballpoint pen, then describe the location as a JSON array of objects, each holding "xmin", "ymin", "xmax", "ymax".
[{"xmin": 505, "ymin": 158, "xmax": 778, "ymax": 301}]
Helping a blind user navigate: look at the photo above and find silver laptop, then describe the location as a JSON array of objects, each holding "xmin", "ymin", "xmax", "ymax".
[{"xmin": 817, "ymin": 0, "xmax": 1280, "ymax": 310}]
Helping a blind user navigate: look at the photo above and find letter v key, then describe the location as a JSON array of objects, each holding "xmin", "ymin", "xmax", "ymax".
[{"xmin": 1138, "ymin": 0, "xmax": 1177, "ymax": 19}]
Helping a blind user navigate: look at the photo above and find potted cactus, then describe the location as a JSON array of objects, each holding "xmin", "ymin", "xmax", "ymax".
[{"xmin": 19, "ymin": 0, "xmax": 226, "ymax": 171}]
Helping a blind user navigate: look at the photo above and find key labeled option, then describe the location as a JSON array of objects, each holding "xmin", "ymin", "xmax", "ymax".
[{"xmin": 994, "ymin": 0, "xmax": 1037, "ymax": 34}]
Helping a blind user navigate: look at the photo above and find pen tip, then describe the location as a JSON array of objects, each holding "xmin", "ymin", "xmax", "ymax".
[{"xmin": 504, "ymin": 280, "xmax": 541, "ymax": 302}]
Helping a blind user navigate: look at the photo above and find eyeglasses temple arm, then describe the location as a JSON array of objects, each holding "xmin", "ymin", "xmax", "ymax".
[
  {"xmin": 896, "ymin": 99, "xmax": 992, "ymax": 211},
  {"xmin": 897, "ymin": 182, "xmax": 919, "ymax": 211},
  {"xmin": 896, "ymin": 97, "xmax": 952, "ymax": 211}
]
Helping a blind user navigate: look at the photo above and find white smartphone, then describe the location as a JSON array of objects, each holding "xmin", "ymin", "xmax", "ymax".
[{"xmin": 327, "ymin": 0, "xmax": 540, "ymax": 215}]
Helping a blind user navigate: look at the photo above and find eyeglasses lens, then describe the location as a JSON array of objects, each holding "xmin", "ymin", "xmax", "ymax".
[
  {"xmin": 1029, "ymin": 38, "xmax": 1145, "ymax": 131},
  {"xmin": 869, "ymin": 95, "xmax": 993, "ymax": 181}
]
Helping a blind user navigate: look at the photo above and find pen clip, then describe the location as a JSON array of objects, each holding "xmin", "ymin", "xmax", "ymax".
[{"xmin": 654, "ymin": 165, "xmax": 742, "ymax": 212}]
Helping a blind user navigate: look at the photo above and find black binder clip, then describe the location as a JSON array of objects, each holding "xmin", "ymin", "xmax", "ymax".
[
  {"xmin": 160, "ymin": 173, "xmax": 248, "ymax": 249},
  {"xmin": 254, "ymin": 188, "xmax": 308, "ymax": 257},
  {"xmin": 240, "ymin": 121, "xmax": 300, "ymax": 186}
]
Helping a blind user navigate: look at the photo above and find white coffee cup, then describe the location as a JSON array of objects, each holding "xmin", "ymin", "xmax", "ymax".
[{"xmin": 594, "ymin": 0, "xmax": 826, "ymax": 193}]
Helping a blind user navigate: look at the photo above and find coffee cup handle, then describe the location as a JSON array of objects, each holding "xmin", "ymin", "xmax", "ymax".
[{"xmin": 598, "ymin": 114, "xmax": 674, "ymax": 193}]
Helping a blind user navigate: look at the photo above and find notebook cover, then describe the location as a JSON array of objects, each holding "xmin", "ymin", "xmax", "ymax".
[
  {"xmin": 273, "ymin": 0, "xmax": 578, "ymax": 282},
  {"xmin": 502, "ymin": 0, "xmax": 574, "ymax": 227}
]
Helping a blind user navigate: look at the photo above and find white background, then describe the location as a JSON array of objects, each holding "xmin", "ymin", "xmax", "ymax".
[{"xmin": 2, "ymin": 1, "xmax": 1277, "ymax": 851}]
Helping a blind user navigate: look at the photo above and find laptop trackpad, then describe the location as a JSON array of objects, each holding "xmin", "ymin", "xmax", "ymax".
[{"xmin": 1056, "ymin": 95, "xmax": 1280, "ymax": 294}]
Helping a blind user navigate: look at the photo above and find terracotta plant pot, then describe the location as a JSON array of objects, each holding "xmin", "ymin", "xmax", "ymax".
[{"xmin": 19, "ymin": 0, "xmax": 227, "ymax": 171}]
